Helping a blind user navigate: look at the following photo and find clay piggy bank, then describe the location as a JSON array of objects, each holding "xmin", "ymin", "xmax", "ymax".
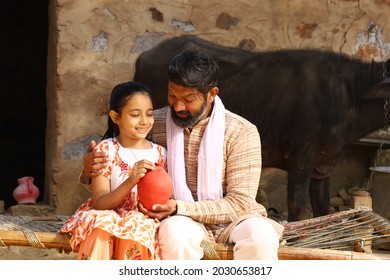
[{"xmin": 137, "ymin": 163, "xmax": 173, "ymax": 210}]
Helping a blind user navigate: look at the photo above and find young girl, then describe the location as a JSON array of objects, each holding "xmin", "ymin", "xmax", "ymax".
[{"xmin": 60, "ymin": 81, "xmax": 166, "ymax": 260}]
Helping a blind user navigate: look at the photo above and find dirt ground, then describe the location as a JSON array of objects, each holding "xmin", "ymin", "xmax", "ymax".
[{"xmin": 0, "ymin": 246, "xmax": 77, "ymax": 260}]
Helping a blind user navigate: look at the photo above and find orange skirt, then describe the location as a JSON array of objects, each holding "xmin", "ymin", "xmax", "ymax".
[
  {"xmin": 77, "ymin": 228, "xmax": 150, "ymax": 260},
  {"xmin": 60, "ymin": 195, "xmax": 160, "ymax": 260}
]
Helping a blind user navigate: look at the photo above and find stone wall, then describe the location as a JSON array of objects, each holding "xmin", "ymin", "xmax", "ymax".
[{"xmin": 47, "ymin": 0, "xmax": 390, "ymax": 216}]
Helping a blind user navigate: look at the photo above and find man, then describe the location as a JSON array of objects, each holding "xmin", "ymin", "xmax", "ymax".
[{"xmin": 81, "ymin": 49, "xmax": 283, "ymax": 259}]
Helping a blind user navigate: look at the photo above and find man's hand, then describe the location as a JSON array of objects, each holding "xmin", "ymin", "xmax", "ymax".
[
  {"xmin": 138, "ymin": 199, "xmax": 177, "ymax": 220},
  {"xmin": 80, "ymin": 140, "xmax": 108, "ymax": 184}
]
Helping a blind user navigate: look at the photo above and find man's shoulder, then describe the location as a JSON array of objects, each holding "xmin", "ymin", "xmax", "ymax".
[
  {"xmin": 224, "ymin": 110, "xmax": 261, "ymax": 148},
  {"xmin": 153, "ymin": 107, "xmax": 168, "ymax": 120},
  {"xmin": 152, "ymin": 106, "xmax": 167, "ymax": 131},
  {"xmin": 149, "ymin": 107, "xmax": 168, "ymax": 147},
  {"xmin": 225, "ymin": 109, "xmax": 257, "ymax": 130}
]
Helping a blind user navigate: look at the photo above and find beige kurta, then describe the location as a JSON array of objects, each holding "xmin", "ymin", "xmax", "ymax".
[{"xmin": 148, "ymin": 107, "xmax": 284, "ymax": 243}]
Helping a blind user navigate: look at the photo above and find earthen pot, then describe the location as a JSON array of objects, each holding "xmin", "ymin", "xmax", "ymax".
[
  {"xmin": 137, "ymin": 163, "xmax": 173, "ymax": 210},
  {"xmin": 13, "ymin": 176, "xmax": 40, "ymax": 204}
]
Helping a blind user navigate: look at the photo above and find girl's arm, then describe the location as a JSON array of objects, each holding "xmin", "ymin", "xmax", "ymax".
[{"xmin": 92, "ymin": 159, "xmax": 156, "ymax": 210}]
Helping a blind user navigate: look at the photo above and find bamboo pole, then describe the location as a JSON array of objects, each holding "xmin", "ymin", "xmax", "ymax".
[
  {"xmin": 211, "ymin": 241, "xmax": 390, "ymax": 260},
  {"xmin": 2, "ymin": 231, "xmax": 390, "ymax": 260},
  {"xmin": 277, "ymin": 246, "xmax": 390, "ymax": 260},
  {"xmin": 0, "ymin": 231, "xmax": 72, "ymax": 251}
]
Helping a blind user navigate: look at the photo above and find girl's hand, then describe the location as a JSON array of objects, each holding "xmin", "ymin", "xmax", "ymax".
[{"xmin": 127, "ymin": 159, "xmax": 156, "ymax": 186}]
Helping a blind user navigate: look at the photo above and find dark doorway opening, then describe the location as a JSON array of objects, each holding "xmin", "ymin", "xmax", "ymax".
[{"xmin": 0, "ymin": 1, "xmax": 48, "ymax": 209}]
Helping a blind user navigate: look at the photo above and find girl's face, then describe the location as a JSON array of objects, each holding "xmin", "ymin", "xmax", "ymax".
[{"xmin": 110, "ymin": 93, "xmax": 154, "ymax": 145}]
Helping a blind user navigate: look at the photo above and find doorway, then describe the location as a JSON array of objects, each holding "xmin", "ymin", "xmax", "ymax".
[{"xmin": 0, "ymin": 1, "xmax": 48, "ymax": 209}]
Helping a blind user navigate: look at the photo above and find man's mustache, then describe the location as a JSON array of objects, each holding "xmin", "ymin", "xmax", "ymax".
[{"xmin": 174, "ymin": 110, "xmax": 192, "ymax": 117}]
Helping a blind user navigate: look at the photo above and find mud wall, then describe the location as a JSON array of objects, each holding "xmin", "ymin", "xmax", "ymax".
[{"xmin": 47, "ymin": 0, "xmax": 390, "ymax": 217}]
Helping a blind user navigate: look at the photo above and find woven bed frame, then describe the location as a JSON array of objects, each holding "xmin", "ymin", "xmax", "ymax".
[{"xmin": 1, "ymin": 206, "xmax": 390, "ymax": 260}]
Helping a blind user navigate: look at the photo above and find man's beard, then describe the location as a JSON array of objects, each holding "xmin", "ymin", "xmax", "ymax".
[{"xmin": 170, "ymin": 102, "xmax": 207, "ymax": 128}]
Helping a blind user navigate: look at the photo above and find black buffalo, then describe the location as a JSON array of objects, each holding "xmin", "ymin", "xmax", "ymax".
[{"xmin": 134, "ymin": 35, "xmax": 390, "ymax": 221}]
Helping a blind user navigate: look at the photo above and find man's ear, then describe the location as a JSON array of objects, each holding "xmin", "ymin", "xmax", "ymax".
[
  {"xmin": 207, "ymin": 86, "xmax": 219, "ymax": 103},
  {"xmin": 109, "ymin": 110, "xmax": 119, "ymax": 124}
]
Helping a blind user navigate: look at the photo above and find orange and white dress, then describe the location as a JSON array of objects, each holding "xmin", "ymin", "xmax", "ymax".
[{"xmin": 60, "ymin": 138, "xmax": 166, "ymax": 260}]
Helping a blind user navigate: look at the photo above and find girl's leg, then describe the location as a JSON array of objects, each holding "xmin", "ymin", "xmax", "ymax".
[
  {"xmin": 77, "ymin": 228, "xmax": 114, "ymax": 260},
  {"xmin": 114, "ymin": 239, "xmax": 150, "ymax": 260}
]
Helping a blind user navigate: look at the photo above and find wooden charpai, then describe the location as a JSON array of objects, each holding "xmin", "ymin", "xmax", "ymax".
[{"xmin": 1, "ymin": 206, "xmax": 390, "ymax": 260}]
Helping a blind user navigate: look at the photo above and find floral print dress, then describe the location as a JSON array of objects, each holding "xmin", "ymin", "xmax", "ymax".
[{"xmin": 60, "ymin": 138, "xmax": 166, "ymax": 260}]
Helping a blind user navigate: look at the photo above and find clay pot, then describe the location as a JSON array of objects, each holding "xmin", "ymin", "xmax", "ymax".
[
  {"xmin": 137, "ymin": 163, "xmax": 173, "ymax": 210},
  {"xmin": 13, "ymin": 176, "xmax": 40, "ymax": 204}
]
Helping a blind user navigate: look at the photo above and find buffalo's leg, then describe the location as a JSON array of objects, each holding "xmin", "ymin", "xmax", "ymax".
[
  {"xmin": 287, "ymin": 167, "xmax": 313, "ymax": 221},
  {"xmin": 309, "ymin": 177, "xmax": 330, "ymax": 217}
]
